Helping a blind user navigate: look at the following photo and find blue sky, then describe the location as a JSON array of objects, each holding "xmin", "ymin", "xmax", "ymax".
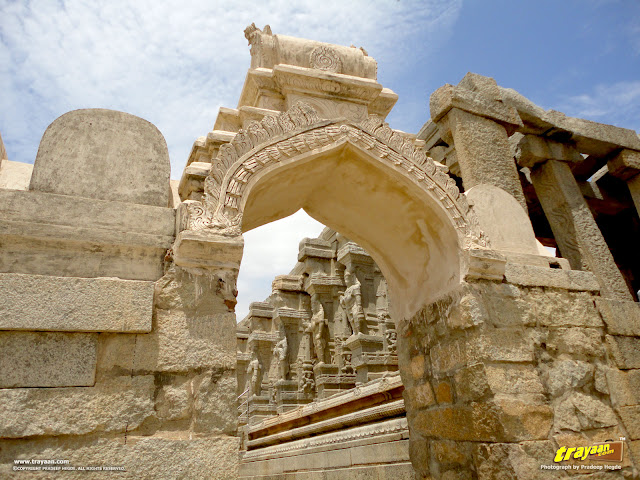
[{"xmin": 1, "ymin": 0, "xmax": 639, "ymax": 319}]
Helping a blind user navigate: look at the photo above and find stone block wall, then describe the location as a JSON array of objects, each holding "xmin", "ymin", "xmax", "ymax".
[
  {"xmin": 398, "ymin": 276, "xmax": 640, "ymax": 479},
  {"xmin": 0, "ymin": 110, "xmax": 239, "ymax": 479}
]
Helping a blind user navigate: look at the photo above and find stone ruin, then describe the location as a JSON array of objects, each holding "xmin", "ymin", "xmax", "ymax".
[{"xmin": 0, "ymin": 22, "xmax": 640, "ymax": 479}]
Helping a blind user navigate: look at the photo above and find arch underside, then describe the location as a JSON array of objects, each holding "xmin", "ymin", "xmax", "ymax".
[{"xmin": 187, "ymin": 103, "xmax": 487, "ymax": 318}]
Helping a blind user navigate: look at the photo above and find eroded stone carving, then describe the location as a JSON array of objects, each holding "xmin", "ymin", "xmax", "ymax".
[
  {"xmin": 340, "ymin": 267, "xmax": 365, "ymax": 336},
  {"xmin": 184, "ymin": 102, "xmax": 487, "ymax": 249},
  {"xmin": 308, "ymin": 297, "xmax": 328, "ymax": 364},
  {"xmin": 309, "ymin": 46, "xmax": 342, "ymax": 73},
  {"xmin": 272, "ymin": 335, "xmax": 289, "ymax": 381}
]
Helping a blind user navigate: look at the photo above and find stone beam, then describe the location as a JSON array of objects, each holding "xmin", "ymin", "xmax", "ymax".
[
  {"xmin": 430, "ymin": 73, "xmax": 527, "ymax": 211},
  {"xmin": 607, "ymin": 149, "xmax": 640, "ymax": 219},
  {"xmin": 522, "ymin": 156, "xmax": 631, "ymax": 300}
]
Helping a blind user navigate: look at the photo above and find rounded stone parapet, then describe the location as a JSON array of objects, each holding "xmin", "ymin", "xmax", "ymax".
[{"xmin": 30, "ymin": 108, "xmax": 170, "ymax": 207}]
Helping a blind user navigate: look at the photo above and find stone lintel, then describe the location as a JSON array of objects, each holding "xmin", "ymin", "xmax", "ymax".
[
  {"xmin": 298, "ymin": 237, "xmax": 335, "ymax": 262},
  {"xmin": 249, "ymin": 301, "xmax": 275, "ymax": 319},
  {"xmin": 213, "ymin": 107, "xmax": 242, "ymax": 133},
  {"xmin": 178, "ymin": 161, "xmax": 211, "ymax": 201},
  {"xmin": 515, "ymin": 134, "xmax": 583, "ymax": 168},
  {"xmin": 0, "ymin": 332, "xmax": 97, "ymax": 388},
  {"xmin": 0, "ymin": 188, "xmax": 175, "ymax": 238},
  {"xmin": 430, "ymin": 83, "xmax": 523, "ymax": 135},
  {"xmin": 504, "ymin": 264, "xmax": 600, "ymax": 292},
  {"xmin": 305, "ymin": 273, "xmax": 344, "ymax": 296},
  {"xmin": 272, "ymin": 274, "xmax": 304, "ymax": 293},
  {"xmin": 239, "ymin": 106, "xmax": 281, "ymax": 129},
  {"xmin": 368, "ymin": 88, "xmax": 399, "ymax": 119},
  {"xmin": 465, "ymin": 249, "xmax": 506, "ymax": 282},
  {"xmin": 500, "ymin": 87, "xmax": 640, "ymax": 155},
  {"xmin": 607, "ymin": 149, "xmax": 640, "ymax": 181},
  {"xmin": 186, "ymin": 130, "xmax": 236, "ymax": 167},
  {"xmin": 172, "ymin": 230, "xmax": 243, "ymax": 270},
  {"xmin": 274, "ymin": 307, "xmax": 309, "ymax": 324},
  {"xmin": 0, "ymin": 273, "xmax": 154, "ymax": 332},
  {"xmin": 247, "ymin": 332, "xmax": 279, "ymax": 348},
  {"xmin": 343, "ymin": 333, "xmax": 384, "ymax": 354},
  {"xmin": 336, "ymin": 242, "xmax": 373, "ymax": 267},
  {"xmin": 273, "ymin": 64, "xmax": 384, "ymax": 104}
]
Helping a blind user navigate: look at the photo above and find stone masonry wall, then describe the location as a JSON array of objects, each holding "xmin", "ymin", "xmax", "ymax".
[{"xmin": 398, "ymin": 277, "xmax": 640, "ymax": 479}]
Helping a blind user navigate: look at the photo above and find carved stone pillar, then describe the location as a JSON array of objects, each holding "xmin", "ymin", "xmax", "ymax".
[
  {"xmin": 430, "ymin": 73, "xmax": 527, "ymax": 211},
  {"xmin": 516, "ymin": 135, "xmax": 632, "ymax": 300}
]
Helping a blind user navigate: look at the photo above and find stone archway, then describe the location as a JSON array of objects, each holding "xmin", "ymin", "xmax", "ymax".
[{"xmin": 180, "ymin": 102, "xmax": 487, "ymax": 320}]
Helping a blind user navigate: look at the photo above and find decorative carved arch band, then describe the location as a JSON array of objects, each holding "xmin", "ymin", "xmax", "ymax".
[{"xmin": 185, "ymin": 102, "xmax": 487, "ymax": 250}]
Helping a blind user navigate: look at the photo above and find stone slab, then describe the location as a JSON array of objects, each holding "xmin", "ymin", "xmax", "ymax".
[
  {"xmin": 0, "ymin": 188, "xmax": 175, "ymax": 238},
  {"xmin": 466, "ymin": 184, "xmax": 538, "ymax": 255},
  {"xmin": 0, "ymin": 375, "xmax": 154, "ymax": 438},
  {"xmin": 30, "ymin": 109, "xmax": 170, "ymax": 207},
  {"xmin": 606, "ymin": 335, "xmax": 640, "ymax": 369},
  {"xmin": 504, "ymin": 263, "xmax": 600, "ymax": 291},
  {"xmin": 0, "ymin": 432, "xmax": 239, "ymax": 479},
  {"xmin": 596, "ymin": 298, "xmax": 640, "ymax": 336},
  {"xmin": 0, "ymin": 273, "xmax": 154, "ymax": 332},
  {"xmin": 0, "ymin": 332, "xmax": 97, "ymax": 388}
]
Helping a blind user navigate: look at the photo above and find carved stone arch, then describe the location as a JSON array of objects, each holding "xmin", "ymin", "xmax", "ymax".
[
  {"xmin": 184, "ymin": 102, "xmax": 488, "ymax": 319},
  {"xmin": 189, "ymin": 102, "xmax": 486, "ymax": 247}
]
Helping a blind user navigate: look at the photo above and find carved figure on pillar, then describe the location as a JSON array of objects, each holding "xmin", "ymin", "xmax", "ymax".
[
  {"xmin": 298, "ymin": 361, "xmax": 315, "ymax": 395},
  {"xmin": 308, "ymin": 297, "xmax": 328, "ymax": 365},
  {"xmin": 340, "ymin": 267, "xmax": 365, "ymax": 336},
  {"xmin": 246, "ymin": 355, "xmax": 262, "ymax": 397},
  {"xmin": 385, "ymin": 330, "xmax": 397, "ymax": 354},
  {"xmin": 273, "ymin": 335, "xmax": 289, "ymax": 380}
]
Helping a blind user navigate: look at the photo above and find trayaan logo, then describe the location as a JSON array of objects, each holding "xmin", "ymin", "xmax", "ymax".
[{"xmin": 554, "ymin": 441, "xmax": 624, "ymax": 463}]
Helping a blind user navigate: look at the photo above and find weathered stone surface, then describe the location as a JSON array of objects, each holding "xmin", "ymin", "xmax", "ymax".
[
  {"xmin": 155, "ymin": 381, "xmax": 192, "ymax": 421},
  {"xmin": 547, "ymin": 328, "xmax": 603, "ymax": 357},
  {"xmin": 545, "ymin": 360, "xmax": 594, "ymax": 397},
  {"xmin": 530, "ymin": 290, "xmax": 602, "ymax": 328},
  {"xmin": 0, "ymin": 332, "xmax": 97, "ymax": 388},
  {"xmin": 484, "ymin": 364, "xmax": 545, "ymax": 396},
  {"xmin": 454, "ymin": 364, "xmax": 490, "ymax": 403},
  {"xmin": 515, "ymin": 134, "xmax": 583, "ymax": 168},
  {"xmin": 411, "ymin": 400, "xmax": 552, "ymax": 442},
  {"xmin": 0, "ymin": 434, "xmax": 239, "ymax": 479},
  {"xmin": 596, "ymin": 298, "xmax": 640, "ymax": 336},
  {"xmin": 438, "ymin": 107, "xmax": 527, "ymax": 210},
  {"xmin": 602, "ymin": 367, "xmax": 640, "ymax": 407},
  {"xmin": 0, "ymin": 273, "xmax": 154, "ymax": 332},
  {"xmin": 0, "ymin": 159, "xmax": 33, "ymax": 190},
  {"xmin": 0, "ymin": 376, "xmax": 154, "ymax": 438},
  {"xmin": 618, "ymin": 405, "xmax": 640, "ymax": 439},
  {"xmin": 472, "ymin": 441, "xmax": 559, "ymax": 480},
  {"xmin": 404, "ymin": 382, "xmax": 436, "ymax": 411},
  {"xmin": 607, "ymin": 148, "xmax": 640, "ymax": 180},
  {"xmin": 504, "ymin": 263, "xmax": 600, "ymax": 292},
  {"xmin": 465, "ymin": 184, "xmax": 538, "ymax": 255},
  {"xmin": 530, "ymin": 158, "xmax": 632, "ymax": 300},
  {"xmin": 606, "ymin": 335, "xmax": 640, "ymax": 369},
  {"xmin": 30, "ymin": 109, "xmax": 170, "ymax": 207},
  {"xmin": 554, "ymin": 392, "xmax": 618, "ymax": 431},
  {"xmin": 192, "ymin": 369, "xmax": 237, "ymax": 435}
]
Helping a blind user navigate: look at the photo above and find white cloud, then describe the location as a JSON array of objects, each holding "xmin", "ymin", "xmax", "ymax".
[
  {"xmin": 559, "ymin": 81, "xmax": 640, "ymax": 133},
  {"xmin": 236, "ymin": 209, "xmax": 324, "ymax": 321},
  {"xmin": 0, "ymin": 0, "xmax": 461, "ymax": 177},
  {"xmin": 0, "ymin": 0, "xmax": 461, "ymax": 322}
]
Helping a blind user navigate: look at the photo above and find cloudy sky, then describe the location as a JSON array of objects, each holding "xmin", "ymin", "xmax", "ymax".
[{"xmin": 2, "ymin": 0, "xmax": 639, "ymax": 320}]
